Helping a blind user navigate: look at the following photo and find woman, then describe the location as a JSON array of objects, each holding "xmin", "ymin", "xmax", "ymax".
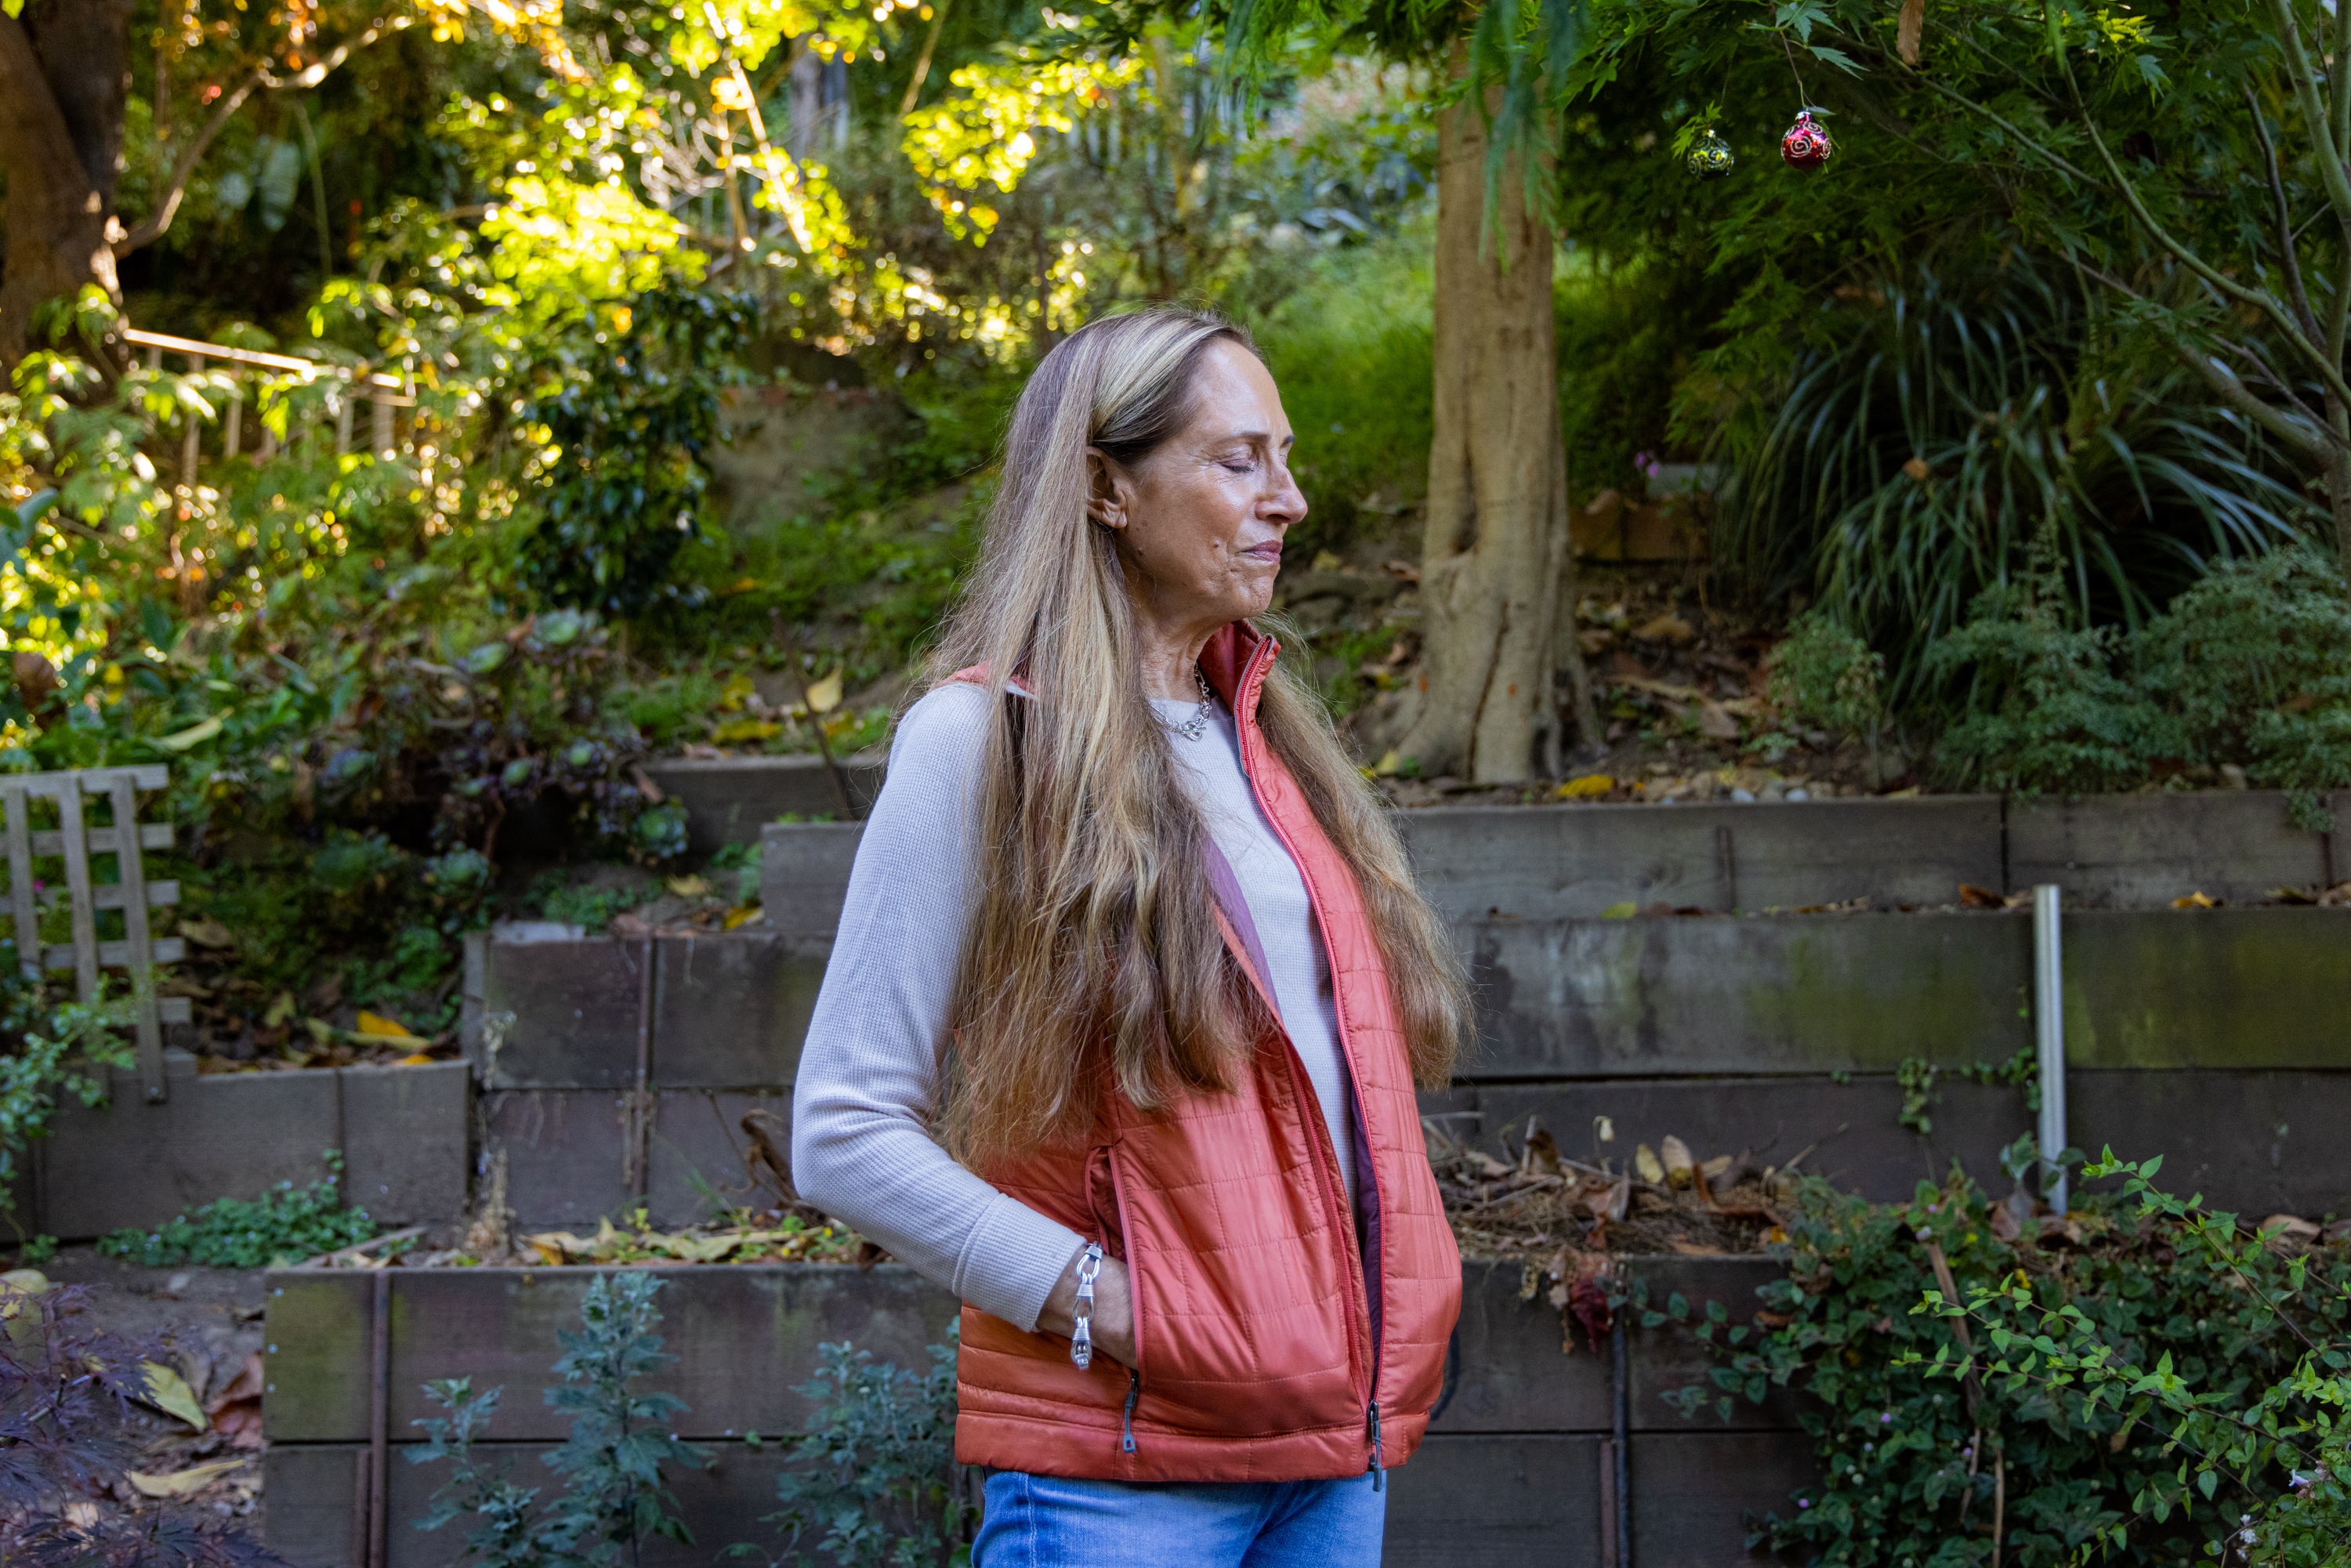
[{"xmin": 792, "ymin": 306, "xmax": 1469, "ymax": 1564}]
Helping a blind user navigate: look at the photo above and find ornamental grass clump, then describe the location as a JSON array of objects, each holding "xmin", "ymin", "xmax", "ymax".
[{"xmin": 1656, "ymin": 1146, "xmax": 2351, "ymax": 1566}]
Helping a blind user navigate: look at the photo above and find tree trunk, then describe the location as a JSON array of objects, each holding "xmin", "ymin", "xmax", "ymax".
[
  {"xmin": 1394, "ymin": 79, "xmax": 1567, "ymax": 784},
  {"xmin": 0, "ymin": 0, "xmax": 133, "ymax": 371}
]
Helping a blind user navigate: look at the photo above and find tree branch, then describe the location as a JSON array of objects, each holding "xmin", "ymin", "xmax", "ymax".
[
  {"xmin": 2263, "ymin": 0, "xmax": 2351, "ymax": 252},
  {"xmin": 2070, "ymin": 255, "xmax": 2344, "ymax": 461},
  {"xmin": 2058, "ymin": 49, "xmax": 2351, "ymax": 415},
  {"xmin": 2248, "ymin": 86, "xmax": 2320, "ymax": 342},
  {"xmin": 114, "ymin": 13, "xmax": 418, "ymax": 257},
  {"xmin": 112, "ymin": 70, "xmax": 262, "ymax": 254}
]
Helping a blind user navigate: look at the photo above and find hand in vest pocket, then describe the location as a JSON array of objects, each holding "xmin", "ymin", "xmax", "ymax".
[{"xmin": 1041, "ymin": 1243, "xmax": 1137, "ymax": 1368}]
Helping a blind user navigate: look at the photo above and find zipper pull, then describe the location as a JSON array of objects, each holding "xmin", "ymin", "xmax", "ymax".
[
  {"xmin": 1367, "ymin": 1402, "xmax": 1383, "ymax": 1492},
  {"xmin": 1122, "ymin": 1369, "xmax": 1141, "ymax": 1454}
]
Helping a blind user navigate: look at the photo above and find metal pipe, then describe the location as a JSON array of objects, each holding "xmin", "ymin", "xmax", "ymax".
[{"xmin": 2033, "ymin": 883, "xmax": 2067, "ymax": 1213}]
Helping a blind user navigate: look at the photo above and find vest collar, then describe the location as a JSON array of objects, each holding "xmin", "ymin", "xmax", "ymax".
[{"xmin": 1198, "ymin": 621, "xmax": 1278, "ymax": 727}]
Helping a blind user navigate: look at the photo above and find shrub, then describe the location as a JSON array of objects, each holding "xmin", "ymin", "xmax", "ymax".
[
  {"xmin": 755, "ymin": 1338, "xmax": 976, "ymax": 1568},
  {"xmin": 1929, "ymin": 545, "xmax": 2351, "ymax": 796},
  {"xmin": 516, "ymin": 284, "xmax": 759, "ymax": 617},
  {"xmin": 1720, "ymin": 260, "xmax": 2317, "ymax": 701},
  {"xmin": 411, "ymin": 1271, "xmax": 707, "ymax": 1566},
  {"xmin": 1769, "ymin": 611, "xmax": 1886, "ymax": 741},
  {"xmin": 1650, "ymin": 1152, "xmax": 2351, "ymax": 1566}
]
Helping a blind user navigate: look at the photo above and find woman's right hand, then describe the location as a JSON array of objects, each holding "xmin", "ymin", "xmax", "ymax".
[{"xmin": 1038, "ymin": 1244, "xmax": 1136, "ymax": 1369}]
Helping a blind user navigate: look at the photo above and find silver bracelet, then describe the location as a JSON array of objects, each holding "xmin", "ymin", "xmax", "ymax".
[{"xmin": 1070, "ymin": 1242, "xmax": 1105, "ymax": 1370}]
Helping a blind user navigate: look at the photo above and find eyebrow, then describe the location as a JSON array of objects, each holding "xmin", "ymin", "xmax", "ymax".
[{"xmin": 1215, "ymin": 428, "xmax": 1295, "ymax": 451}]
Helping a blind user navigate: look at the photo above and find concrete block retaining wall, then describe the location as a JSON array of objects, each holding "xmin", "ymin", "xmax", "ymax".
[
  {"xmin": 262, "ymin": 1258, "xmax": 1795, "ymax": 1567},
  {"xmin": 33, "ymin": 1058, "xmax": 468, "ymax": 1240},
  {"xmin": 459, "ymin": 904, "xmax": 2349, "ymax": 1228}
]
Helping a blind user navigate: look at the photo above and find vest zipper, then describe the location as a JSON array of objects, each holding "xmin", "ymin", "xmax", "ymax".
[
  {"xmin": 1121, "ymin": 1368, "xmax": 1141, "ymax": 1454},
  {"xmin": 1231, "ymin": 636, "xmax": 1384, "ymax": 1478}
]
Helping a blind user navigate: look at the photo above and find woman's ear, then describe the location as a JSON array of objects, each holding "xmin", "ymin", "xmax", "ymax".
[{"xmin": 1084, "ymin": 447, "xmax": 1130, "ymax": 531}]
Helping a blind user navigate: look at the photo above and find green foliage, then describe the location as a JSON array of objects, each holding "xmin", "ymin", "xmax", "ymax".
[
  {"xmin": 1894, "ymin": 1048, "xmax": 2039, "ymax": 1137},
  {"xmin": 1718, "ymin": 263, "xmax": 2315, "ymax": 703},
  {"xmin": 1649, "ymin": 1155, "xmax": 2351, "ymax": 1566},
  {"xmin": 517, "ymin": 285, "xmax": 759, "ymax": 617},
  {"xmin": 0, "ymin": 981, "xmax": 136, "ymax": 1211},
  {"xmin": 1769, "ymin": 612, "xmax": 1886, "ymax": 742},
  {"xmin": 1923, "ymin": 1153, "xmax": 2351, "ymax": 1568},
  {"xmin": 707, "ymin": 842, "xmax": 765, "ymax": 907},
  {"xmin": 96, "ymin": 1153, "xmax": 375, "ymax": 1268},
  {"xmin": 531, "ymin": 875, "xmax": 657, "ymax": 936},
  {"xmin": 755, "ymin": 1338, "xmax": 976, "ymax": 1568},
  {"xmin": 1929, "ymin": 546, "xmax": 2351, "ymax": 795},
  {"xmin": 412, "ymin": 1271, "xmax": 708, "ymax": 1567}
]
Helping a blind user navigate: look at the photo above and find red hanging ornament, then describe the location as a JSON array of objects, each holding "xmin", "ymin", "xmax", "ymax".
[{"xmin": 1780, "ymin": 110, "xmax": 1833, "ymax": 171}]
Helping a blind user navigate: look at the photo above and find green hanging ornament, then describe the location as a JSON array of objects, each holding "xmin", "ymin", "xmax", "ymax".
[{"xmin": 1685, "ymin": 128, "xmax": 1736, "ymax": 178}]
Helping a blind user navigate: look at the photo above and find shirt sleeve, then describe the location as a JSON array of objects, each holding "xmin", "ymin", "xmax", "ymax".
[{"xmin": 789, "ymin": 683, "xmax": 1087, "ymax": 1332}]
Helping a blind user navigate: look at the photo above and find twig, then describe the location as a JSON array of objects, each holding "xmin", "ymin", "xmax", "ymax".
[{"xmin": 302, "ymin": 1224, "xmax": 426, "ymax": 1269}]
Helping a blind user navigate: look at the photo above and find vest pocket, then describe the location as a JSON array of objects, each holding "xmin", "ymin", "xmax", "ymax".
[{"xmin": 1103, "ymin": 1140, "xmax": 1360, "ymax": 1439}]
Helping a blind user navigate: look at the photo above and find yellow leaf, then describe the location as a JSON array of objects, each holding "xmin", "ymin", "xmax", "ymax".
[
  {"xmin": 263, "ymin": 991, "xmax": 297, "ymax": 1028},
  {"xmin": 710, "ymin": 718, "xmax": 781, "ymax": 744},
  {"xmin": 356, "ymin": 1010, "xmax": 415, "ymax": 1038},
  {"xmin": 2173, "ymin": 891, "xmax": 2216, "ymax": 909},
  {"xmin": 803, "ymin": 670, "xmax": 844, "ymax": 715},
  {"xmin": 1555, "ymin": 773, "xmax": 1614, "ymax": 799},
  {"xmin": 665, "ymin": 875, "xmax": 712, "ymax": 899},
  {"xmin": 1372, "ymin": 749, "xmax": 1404, "ymax": 777},
  {"xmin": 156, "ymin": 714, "xmax": 225, "ymax": 751},
  {"xmin": 1634, "ymin": 1144, "xmax": 1666, "ymax": 1185},
  {"xmin": 305, "ymin": 1016, "xmax": 339, "ymax": 1045},
  {"xmin": 717, "ymin": 671, "xmax": 756, "ymax": 712},
  {"xmin": 719, "ymin": 576, "xmax": 763, "ymax": 596},
  {"xmin": 128, "ymin": 1458, "xmax": 246, "ymax": 1497},
  {"xmin": 0, "ymin": 1268, "xmax": 48, "ymax": 1319},
  {"xmin": 178, "ymin": 915, "xmax": 235, "ymax": 951},
  {"xmin": 135, "ymin": 1362, "xmax": 209, "ymax": 1430},
  {"xmin": 1599, "ymin": 900, "xmax": 1638, "ymax": 919},
  {"xmin": 399, "ymin": 1052, "xmax": 436, "ymax": 1066},
  {"xmin": 723, "ymin": 904, "xmax": 763, "ymax": 930}
]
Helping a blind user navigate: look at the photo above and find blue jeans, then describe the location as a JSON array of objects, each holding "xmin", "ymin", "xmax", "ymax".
[{"xmin": 972, "ymin": 1469, "xmax": 1387, "ymax": 1567}]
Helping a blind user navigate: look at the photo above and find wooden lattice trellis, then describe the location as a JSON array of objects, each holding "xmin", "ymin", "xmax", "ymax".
[{"xmin": 1, "ymin": 766, "xmax": 189, "ymax": 1103}]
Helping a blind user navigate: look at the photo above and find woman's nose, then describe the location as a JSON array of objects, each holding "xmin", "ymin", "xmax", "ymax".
[{"xmin": 1264, "ymin": 460, "xmax": 1307, "ymax": 527}]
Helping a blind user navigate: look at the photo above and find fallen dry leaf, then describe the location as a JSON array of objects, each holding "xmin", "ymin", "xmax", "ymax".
[
  {"xmin": 127, "ymin": 1458, "xmax": 245, "ymax": 1498},
  {"xmin": 2173, "ymin": 891, "xmax": 2217, "ymax": 910},
  {"xmin": 1555, "ymin": 773, "xmax": 1614, "ymax": 799},
  {"xmin": 803, "ymin": 669, "xmax": 845, "ymax": 715},
  {"xmin": 133, "ymin": 1363, "xmax": 208, "ymax": 1431},
  {"xmin": 666, "ymin": 875, "xmax": 712, "ymax": 899},
  {"xmin": 1632, "ymin": 614, "xmax": 1695, "ymax": 643},
  {"xmin": 177, "ymin": 915, "xmax": 235, "ymax": 950},
  {"xmin": 1958, "ymin": 883, "xmax": 2004, "ymax": 910},
  {"xmin": 1634, "ymin": 1144, "xmax": 1666, "ymax": 1185},
  {"xmin": 1668, "ymin": 1238, "xmax": 1727, "ymax": 1256},
  {"xmin": 355, "ymin": 1010, "xmax": 414, "ymax": 1039},
  {"xmin": 1660, "ymin": 1136, "xmax": 1696, "ymax": 1188}
]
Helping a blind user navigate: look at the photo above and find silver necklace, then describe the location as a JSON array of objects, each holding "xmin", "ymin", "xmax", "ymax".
[{"xmin": 1167, "ymin": 665, "xmax": 1216, "ymax": 742}]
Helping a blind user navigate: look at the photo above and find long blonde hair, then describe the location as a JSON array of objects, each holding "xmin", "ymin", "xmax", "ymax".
[{"xmin": 929, "ymin": 307, "xmax": 1467, "ymax": 1164}]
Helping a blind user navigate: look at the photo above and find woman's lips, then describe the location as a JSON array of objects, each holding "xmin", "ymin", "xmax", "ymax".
[{"xmin": 1241, "ymin": 542, "xmax": 1282, "ymax": 563}]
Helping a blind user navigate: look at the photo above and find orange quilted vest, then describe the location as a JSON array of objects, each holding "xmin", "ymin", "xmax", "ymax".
[{"xmin": 948, "ymin": 622, "xmax": 1462, "ymax": 1483}]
